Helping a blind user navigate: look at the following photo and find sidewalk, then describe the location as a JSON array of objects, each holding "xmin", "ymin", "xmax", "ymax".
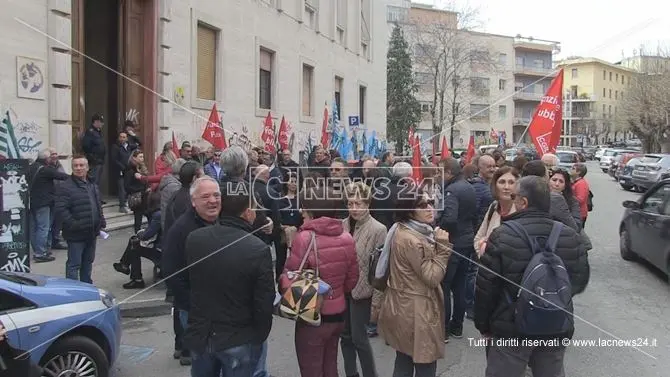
[{"xmin": 30, "ymin": 227, "xmax": 172, "ymax": 318}]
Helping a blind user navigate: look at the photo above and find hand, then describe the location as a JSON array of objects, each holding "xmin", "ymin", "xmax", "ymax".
[
  {"xmin": 477, "ymin": 240, "xmax": 487, "ymax": 258},
  {"xmin": 261, "ymin": 218, "xmax": 274, "ymax": 234},
  {"xmin": 0, "ymin": 323, "xmax": 6, "ymax": 342},
  {"xmin": 434, "ymin": 227, "xmax": 450, "ymax": 244},
  {"xmin": 134, "ymin": 172, "xmax": 142, "ymax": 180}
]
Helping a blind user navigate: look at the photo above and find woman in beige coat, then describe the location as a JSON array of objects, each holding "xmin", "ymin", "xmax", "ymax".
[
  {"xmin": 474, "ymin": 166, "xmax": 519, "ymax": 257},
  {"xmin": 376, "ymin": 190, "xmax": 452, "ymax": 377}
]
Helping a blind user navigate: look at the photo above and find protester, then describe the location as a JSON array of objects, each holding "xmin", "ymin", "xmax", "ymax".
[
  {"xmin": 284, "ymin": 185, "xmax": 359, "ymax": 377},
  {"xmin": 521, "ymin": 161, "xmax": 579, "ymax": 231},
  {"xmin": 376, "ymin": 188, "xmax": 451, "ymax": 377},
  {"xmin": 275, "ymin": 171, "xmax": 302, "ymax": 279},
  {"xmin": 159, "ymin": 158, "xmax": 187, "ymax": 231},
  {"xmin": 125, "ymin": 149, "xmax": 151, "ymax": 233},
  {"xmin": 163, "ymin": 161, "xmax": 203, "ymax": 234},
  {"xmin": 549, "ymin": 168, "xmax": 582, "ymax": 227},
  {"xmin": 110, "ymin": 132, "xmax": 136, "ymax": 213},
  {"xmin": 184, "ymin": 179, "xmax": 275, "ymax": 377},
  {"xmin": 475, "ymin": 176, "xmax": 590, "ymax": 377},
  {"xmin": 571, "ymin": 163, "xmax": 591, "ymax": 226},
  {"xmin": 203, "ymin": 149, "xmax": 224, "ymax": 181}
]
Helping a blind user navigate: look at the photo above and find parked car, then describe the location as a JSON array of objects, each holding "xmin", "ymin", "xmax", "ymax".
[
  {"xmin": 631, "ymin": 154, "xmax": 670, "ymax": 190},
  {"xmin": 599, "ymin": 148, "xmax": 638, "ymax": 173},
  {"xmin": 504, "ymin": 147, "xmax": 538, "ymax": 162},
  {"xmin": 0, "ymin": 271, "xmax": 122, "ymax": 377},
  {"xmin": 555, "ymin": 150, "xmax": 580, "ymax": 170},
  {"xmin": 610, "ymin": 152, "xmax": 643, "ymax": 180},
  {"xmin": 618, "ymin": 157, "xmax": 642, "ymax": 191},
  {"xmin": 619, "ymin": 179, "xmax": 670, "ymax": 277},
  {"xmin": 594, "ymin": 145, "xmax": 609, "ymax": 160},
  {"xmin": 583, "ymin": 147, "xmax": 596, "ymax": 160}
]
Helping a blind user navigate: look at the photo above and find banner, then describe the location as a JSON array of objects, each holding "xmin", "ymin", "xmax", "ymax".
[
  {"xmin": 0, "ymin": 159, "xmax": 30, "ymax": 272},
  {"xmin": 201, "ymin": 104, "xmax": 227, "ymax": 150},
  {"xmin": 528, "ymin": 69, "xmax": 564, "ymax": 156}
]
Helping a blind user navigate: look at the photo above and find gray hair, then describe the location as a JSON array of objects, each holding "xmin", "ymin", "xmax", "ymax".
[
  {"xmin": 541, "ymin": 153, "xmax": 558, "ymax": 166},
  {"xmin": 37, "ymin": 148, "xmax": 55, "ymax": 160},
  {"xmin": 171, "ymin": 158, "xmax": 187, "ymax": 174},
  {"xmin": 221, "ymin": 145, "xmax": 249, "ymax": 178},
  {"xmin": 189, "ymin": 176, "xmax": 219, "ymax": 198},
  {"xmin": 441, "ymin": 157, "xmax": 462, "ymax": 176},
  {"xmin": 392, "ymin": 162, "xmax": 412, "ymax": 178},
  {"xmin": 573, "ymin": 163, "xmax": 587, "ymax": 178},
  {"xmin": 516, "ymin": 176, "xmax": 551, "ymax": 212}
]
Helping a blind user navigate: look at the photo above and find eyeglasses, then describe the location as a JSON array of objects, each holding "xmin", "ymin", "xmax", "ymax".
[
  {"xmin": 416, "ymin": 200, "xmax": 435, "ymax": 209},
  {"xmin": 214, "ymin": 153, "xmax": 222, "ymax": 157}
]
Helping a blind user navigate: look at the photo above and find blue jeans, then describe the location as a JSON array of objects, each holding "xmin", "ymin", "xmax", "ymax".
[
  {"xmin": 30, "ymin": 206, "xmax": 51, "ymax": 257},
  {"xmin": 253, "ymin": 341, "xmax": 268, "ymax": 377},
  {"xmin": 65, "ymin": 238, "xmax": 97, "ymax": 283},
  {"xmin": 442, "ymin": 247, "xmax": 471, "ymax": 332},
  {"xmin": 191, "ymin": 342, "xmax": 263, "ymax": 377}
]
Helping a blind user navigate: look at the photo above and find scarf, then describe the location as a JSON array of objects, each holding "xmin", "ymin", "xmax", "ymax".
[{"xmin": 374, "ymin": 220, "xmax": 435, "ymax": 279}]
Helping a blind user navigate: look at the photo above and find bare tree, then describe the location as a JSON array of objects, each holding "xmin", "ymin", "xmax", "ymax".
[{"xmin": 406, "ymin": 5, "xmax": 497, "ymax": 148}]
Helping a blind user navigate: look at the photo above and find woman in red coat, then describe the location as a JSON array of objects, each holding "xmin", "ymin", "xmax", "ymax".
[
  {"xmin": 140, "ymin": 142, "xmax": 177, "ymax": 191},
  {"xmin": 284, "ymin": 185, "xmax": 359, "ymax": 377}
]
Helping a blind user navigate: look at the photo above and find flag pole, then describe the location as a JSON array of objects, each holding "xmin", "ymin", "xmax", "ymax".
[{"xmin": 515, "ymin": 121, "xmax": 532, "ymax": 148}]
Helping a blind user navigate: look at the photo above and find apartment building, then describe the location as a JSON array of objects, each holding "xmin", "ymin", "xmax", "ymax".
[
  {"xmin": 556, "ymin": 57, "xmax": 636, "ymax": 145},
  {"xmin": 1, "ymin": 0, "xmax": 388, "ymax": 195},
  {"xmin": 618, "ymin": 54, "xmax": 670, "ymax": 74}
]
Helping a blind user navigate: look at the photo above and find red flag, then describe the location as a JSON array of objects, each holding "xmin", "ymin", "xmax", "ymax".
[
  {"xmin": 528, "ymin": 69, "xmax": 564, "ymax": 157},
  {"xmin": 440, "ymin": 135, "xmax": 450, "ymax": 160},
  {"xmin": 408, "ymin": 127, "xmax": 415, "ymax": 153},
  {"xmin": 261, "ymin": 112, "xmax": 276, "ymax": 153},
  {"xmin": 171, "ymin": 131, "xmax": 180, "ymax": 156},
  {"xmin": 411, "ymin": 135, "xmax": 422, "ymax": 183},
  {"xmin": 201, "ymin": 104, "xmax": 226, "ymax": 149},
  {"xmin": 464, "ymin": 135, "xmax": 475, "ymax": 164},
  {"xmin": 277, "ymin": 116, "xmax": 290, "ymax": 151},
  {"xmin": 321, "ymin": 103, "xmax": 330, "ymax": 148}
]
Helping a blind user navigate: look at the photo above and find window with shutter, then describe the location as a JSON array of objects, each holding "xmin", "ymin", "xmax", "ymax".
[
  {"xmin": 259, "ymin": 49, "xmax": 273, "ymax": 109},
  {"xmin": 197, "ymin": 24, "xmax": 217, "ymax": 100},
  {"xmin": 302, "ymin": 65, "xmax": 314, "ymax": 116}
]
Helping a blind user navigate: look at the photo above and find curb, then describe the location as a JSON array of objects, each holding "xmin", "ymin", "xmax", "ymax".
[{"xmin": 120, "ymin": 298, "xmax": 173, "ymax": 318}]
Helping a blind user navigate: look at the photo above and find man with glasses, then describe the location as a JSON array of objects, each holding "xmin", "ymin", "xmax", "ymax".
[{"xmin": 203, "ymin": 150, "xmax": 224, "ymax": 182}]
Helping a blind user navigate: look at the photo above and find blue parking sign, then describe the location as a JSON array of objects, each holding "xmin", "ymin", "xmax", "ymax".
[{"xmin": 348, "ymin": 116, "xmax": 360, "ymax": 127}]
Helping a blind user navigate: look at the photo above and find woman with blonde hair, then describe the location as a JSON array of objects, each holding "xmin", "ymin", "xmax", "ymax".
[{"xmin": 341, "ymin": 182, "xmax": 386, "ymax": 377}]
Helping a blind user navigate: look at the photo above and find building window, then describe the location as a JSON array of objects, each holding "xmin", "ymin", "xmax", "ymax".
[
  {"xmin": 334, "ymin": 76, "xmax": 343, "ymax": 120},
  {"xmin": 609, "ymin": 89, "xmax": 612, "ymax": 98},
  {"xmin": 386, "ymin": 5, "xmax": 408, "ymax": 23},
  {"xmin": 470, "ymin": 77, "xmax": 490, "ymax": 96},
  {"xmin": 498, "ymin": 53, "xmax": 507, "ymax": 66},
  {"xmin": 415, "ymin": 72, "xmax": 433, "ymax": 88},
  {"xmin": 196, "ymin": 23, "xmax": 217, "ymax": 101},
  {"xmin": 516, "ymin": 56, "xmax": 524, "ymax": 66},
  {"xmin": 470, "ymin": 103, "xmax": 489, "ymax": 121},
  {"xmin": 304, "ymin": 1, "xmax": 317, "ymax": 29},
  {"xmin": 609, "ymin": 71, "xmax": 612, "ymax": 81},
  {"xmin": 571, "ymin": 68, "xmax": 578, "ymax": 78},
  {"xmin": 359, "ymin": 85, "xmax": 367, "ymax": 124},
  {"xmin": 420, "ymin": 102, "xmax": 431, "ymax": 113},
  {"xmin": 498, "ymin": 105, "xmax": 507, "ymax": 119},
  {"xmin": 609, "ymin": 105, "xmax": 612, "ymax": 115},
  {"xmin": 570, "ymin": 85, "xmax": 578, "ymax": 97},
  {"xmin": 302, "ymin": 64, "xmax": 314, "ymax": 117},
  {"xmin": 259, "ymin": 48, "xmax": 274, "ymax": 110},
  {"xmin": 498, "ymin": 79, "xmax": 506, "ymax": 91},
  {"xmin": 603, "ymin": 70, "xmax": 606, "ymax": 80},
  {"xmin": 602, "ymin": 104, "xmax": 606, "ymax": 114},
  {"xmin": 533, "ymin": 59, "xmax": 544, "ymax": 69},
  {"xmin": 360, "ymin": 0, "xmax": 371, "ymax": 58},
  {"xmin": 602, "ymin": 88, "xmax": 606, "ymax": 98},
  {"xmin": 622, "ymin": 75, "xmax": 625, "ymax": 85},
  {"xmin": 621, "ymin": 91, "xmax": 624, "ymax": 100},
  {"xmin": 616, "ymin": 73, "xmax": 619, "ymax": 82},
  {"xmin": 615, "ymin": 90, "xmax": 618, "ymax": 100}
]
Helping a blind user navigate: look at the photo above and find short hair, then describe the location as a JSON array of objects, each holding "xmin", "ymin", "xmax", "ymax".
[
  {"xmin": 440, "ymin": 157, "xmax": 462, "ymax": 176},
  {"xmin": 345, "ymin": 181, "xmax": 372, "ymax": 204},
  {"xmin": 37, "ymin": 148, "xmax": 55, "ymax": 160},
  {"xmin": 516, "ymin": 176, "xmax": 551, "ymax": 212},
  {"xmin": 573, "ymin": 163, "xmax": 587, "ymax": 178},
  {"xmin": 380, "ymin": 151, "xmax": 393, "ymax": 163},
  {"xmin": 181, "ymin": 141, "xmax": 191, "ymax": 149},
  {"xmin": 221, "ymin": 145, "xmax": 249, "ymax": 178},
  {"xmin": 521, "ymin": 160, "xmax": 547, "ymax": 178},
  {"xmin": 220, "ymin": 180, "xmax": 252, "ymax": 218},
  {"xmin": 172, "ymin": 158, "xmax": 187, "ymax": 174},
  {"xmin": 394, "ymin": 185, "xmax": 427, "ymax": 222},
  {"xmin": 179, "ymin": 161, "xmax": 202, "ymax": 187},
  {"xmin": 189, "ymin": 176, "xmax": 219, "ymax": 197},
  {"xmin": 392, "ymin": 162, "xmax": 412, "ymax": 178},
  {"xmin": 331, "ymin": 157, "xmax": 347, "ymax": 166},
  {"xmin": 491, "ymin": 166, "xmax": 520, "ymax": 199},
  {"xmin": 513, "ymin": 156, "xmax": 528, "ymax": 172},
  {"xmin": 300, "ymin": 185, "xmax": 340, "ymax": 219}
]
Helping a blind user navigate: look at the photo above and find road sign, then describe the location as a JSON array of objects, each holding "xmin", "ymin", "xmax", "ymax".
[{"xmin": 348, "ymin": 116, "xmax": 360, "ymax": 127}]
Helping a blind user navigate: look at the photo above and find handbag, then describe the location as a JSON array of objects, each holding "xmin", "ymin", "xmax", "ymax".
[
  {"xmin": 277, "ymin": 231, "xmax": 331, "ymax": 326},
  {"xmin": 368, "ymin": 244, "xmax": 388, "ymax": 291},
  {"xmin": 127, "ymin": 191, "xmax": 143, "ymax": 211}
]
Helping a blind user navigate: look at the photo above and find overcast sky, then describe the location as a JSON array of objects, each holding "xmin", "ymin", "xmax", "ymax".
[{"xmin": 414, "ymin": 0, "xmax": 669, "ymax": 62}]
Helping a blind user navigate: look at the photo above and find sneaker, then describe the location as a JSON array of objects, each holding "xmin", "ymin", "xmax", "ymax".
[
  {"xmin": 113, "ymin": 263, "xmax": 130, "ymax": 275},
  {"xmin": 179, "ymin": 354, "xmax": 192, "ymax": 366},
  {"xmin": 448, "ymin": 326, "xmax": 463, "ymax": 339},
  {"xmin": 122, "ymin": 279, "xmax": 145, "ymax": 289},
  {"xmin": 444, "ymin": 335, "xmax": 450, "ymax": 344},
  {"xmin": 33, "ymin": 255, "xmax": 55, "ymax": 263}
]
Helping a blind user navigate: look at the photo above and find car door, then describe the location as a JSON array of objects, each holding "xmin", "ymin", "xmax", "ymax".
[
  {"xmin": 634, "ymin": 183, "xmax": 670, "ymax": 267},
  {"xmin": 0, "ymin": 287, "xmax": 34, "ymax": 350}
]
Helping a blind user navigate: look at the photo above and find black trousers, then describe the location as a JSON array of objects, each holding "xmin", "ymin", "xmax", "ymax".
[
  {"xmin": 119, "ymin": 240, "xmax": 161, "ymax": 280},
  {"xmin": 275, "ymin": 241, "xmax": 288, "ymax": 281}
]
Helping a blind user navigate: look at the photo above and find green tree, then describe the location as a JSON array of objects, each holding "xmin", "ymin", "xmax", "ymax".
[{"xmin": 387, "ymin": 25, "xmax": 421, "ymax": 154}]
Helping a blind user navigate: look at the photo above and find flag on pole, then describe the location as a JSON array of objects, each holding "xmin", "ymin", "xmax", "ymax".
[
  {"xmin": 411, "ymin": 134, "xmax": 422, "ymax": 183},
  {"xmin": 528, "ymin": 69, "xmax": 564, "ymax": 156},
  {"xmin": 261, "ymin": 112, "xmax": 276, "ymax": 153},
  {"xmin": 277, "ymin": 116, "xmax": 290, "ymax": 151},
  {"xmin": 201, "ymin": 104, "xmax": 227, "ymax": 150},
  {"xmin": 321, "ymin": 102, "xmax": 330, "ymax": 148},
  {"xmin": 171, "ymin": 131, "xmax": 180, "ymax": 156},
  {"xmin": 464, "ymin": 135, "xmax": 475, "ymax": 164},
  {"xmin": 0, "ymin": 111, "xmax": 21, "ymax": 159},
  {"xmin": 440, "ymin": 135, "xmax": 450, "ymax": 160}
]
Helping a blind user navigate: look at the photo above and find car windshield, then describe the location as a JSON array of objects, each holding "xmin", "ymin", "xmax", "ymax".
[
  {"xmin": 640, "ymin": 156, "xmax": 662, "ymax": 164},
  {"xmin": 0, "ymin": 271, "xmax": 36, "ymax": 285},
  {"xmin": 557, "ymin": 153, "xmax": 576, "ymax": 163},
  {"xmin": 627, "ymin": 158, "xmax": 640, "ymax": 166},
  {"xmin": 603, "ymin": 150, "xmax": 616, "ymax": 156}
]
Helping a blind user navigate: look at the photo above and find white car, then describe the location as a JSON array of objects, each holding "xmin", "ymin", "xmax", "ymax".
[
  {"xmin": 600, "ymin": 149, "xmax": 638, "ymax": 172},
  {"xmin": 594, "ymin": 145, "xmax": 609, "ymax": 160}
]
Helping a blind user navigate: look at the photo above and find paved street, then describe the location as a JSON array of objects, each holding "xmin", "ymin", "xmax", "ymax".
[{"xmin": 93, "ymin": 162, "xmax": 669, "ymax": 376}]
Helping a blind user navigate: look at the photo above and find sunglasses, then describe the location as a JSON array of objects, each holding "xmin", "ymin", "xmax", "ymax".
[{"xmin": 416, "ymin": 200, "xmax": 435, "ymax": 209}]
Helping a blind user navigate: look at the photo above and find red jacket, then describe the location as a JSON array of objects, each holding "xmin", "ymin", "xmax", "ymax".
[
  {"xmin": 141, "ymin": 155, "xmax": 173, "ymax": 191},
  {"xmin": 285, "ymin": 217, "xmax": 359, "ymax": 315},
  {"xmin": 572, "ymin": 178, "xmax": 590, "ymax": 220}
]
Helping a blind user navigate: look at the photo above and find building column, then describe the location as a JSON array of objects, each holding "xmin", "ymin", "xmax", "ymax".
[{"xmin": 157, "ymin": 0, "xmax": 174, "ymax": 150}]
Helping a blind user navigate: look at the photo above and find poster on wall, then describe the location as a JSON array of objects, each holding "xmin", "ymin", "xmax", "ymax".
[
  {"xmin": 17, "ymin": 56, "xmax": 46, "ymax": 100},
  {"xmin": 0, "ymin": 159, "xmax": 30, "ymax": 272}
]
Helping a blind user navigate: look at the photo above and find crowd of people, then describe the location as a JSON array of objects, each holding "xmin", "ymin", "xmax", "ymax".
[{"xmin": 25, "ymin": 113, "xmax": 593, "ymax": 377}]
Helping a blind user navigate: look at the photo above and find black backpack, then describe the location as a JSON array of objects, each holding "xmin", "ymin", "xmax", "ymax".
[
  {"xmin": 587, "ymin": 190, "xmax": 594, "ymax": 212},
  {"xmin": 503, "ymin": 220, "xmax": 574, "ymax": 337}
]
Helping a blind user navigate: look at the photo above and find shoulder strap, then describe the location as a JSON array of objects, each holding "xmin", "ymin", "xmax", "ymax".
[
  {"xmin": 297, "ymin": 231, "xmax": 318, "ymax": 274},
  {"xmin": 486, "ymin": 200, "xmax": 498, "ymax": 223},
  {"xmin": 544, "ymin": 221, "xmax": 563, "ymax": 253},
  {"xmin": 503, "ymin": 220, "xmax": 532, "ymax": 247}
]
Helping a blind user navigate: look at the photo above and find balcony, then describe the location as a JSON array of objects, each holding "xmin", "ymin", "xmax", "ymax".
[
  {"xmin": 513, "ymin": 92, "xmax": 543, "ymax": 101},
  {"xmin": 513, "ymin": 117, "xmax": 531, "ymax": 126},
  {"xmin": 513, "ymin": 37, "xmax": 559, "ymax": 53},
  {"xmin": 514, "ymin": 64, "xmax": 556, "ymax": 77}
]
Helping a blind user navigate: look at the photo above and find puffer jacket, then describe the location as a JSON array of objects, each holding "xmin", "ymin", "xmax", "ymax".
[
  {"xmin": 158, "ymin": 174, "xmax": 181, "ymax": 230},
  {"xmin": 343, "ymin": 213, "xmax": 387, "ymax": 300},
  {"xmin": 474, "ymin": 209, "xmax": 590, "ymax": 340},
  {"xmin": 54, "ymin": 176, "xmax": 106, "ymax": 242},
  {"xmin": 285, "ymin": 217, "xmax": 359, "ymax": 316},
  {"xmin": 470, "ymin": 177, "xmax": 493, "ymax": 228}
]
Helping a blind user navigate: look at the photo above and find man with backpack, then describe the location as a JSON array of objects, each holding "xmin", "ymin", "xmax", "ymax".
[{"xmin": 474, "ymin": 176, "xmax": 590, "ymax": 377}]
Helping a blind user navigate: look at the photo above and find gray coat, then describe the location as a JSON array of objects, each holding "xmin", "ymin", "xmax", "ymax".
[
  {"xmin": 549, "ymin": 191, "xmax": 579, "ymax": 232},
  {"xmin": 158, "ymin": 174, "xmax": 181, "ymax": 230}
]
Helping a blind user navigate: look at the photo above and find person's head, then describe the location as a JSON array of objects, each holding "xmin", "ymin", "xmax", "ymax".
[
  {"xmin": 477, "ymin": 154, "xmax": 497, "ymax": 182},
  {"xmin": 345, "ymin": 181, "xmax": 372, "ymax": 221},
  {"xmin": 380, "ymin": 151, "xmax": 394, "ymax": 164},
  {"xmin": 513, "ymin": 155, "xmax": 528, "ymax": 172},
  {"xmin": 205, "ymin": 147, "xmax": 214, "ymax": 161},
  {"xmin": 91, "ymin": 113, "xmax": 104, "ymax": 129},
  {"xmin": 179, "ymin": 161, "xmax": 202, "ymax": 188},
  {"xmin": 394, "ymin": 187, "xmax": 434, "ymax": 225},
  {"xmin": 221, "ymin": 145, "xmax": 249, "ymax": 178},
  {"xmin": 330, "ymin": 158, "xmax": 347, "ymax": 178},
  {"xmin": 254, "ymin": 164, "xmax": 270, "ymax": 182},
  {"xmin": 118, "ymin": 132, "xmax": 128, "ymax": 144},
  {"xmin": 549, "ymin": 168, "xmax": 573, "ymax": 198},
  {"xmin": 284, "ymin": 171, "xmax": 298, "ymax": 194},
  {"xmin": 392, "ymin": 162, "xmax": 412, "ymax": 178},
  {"xmin": 572, "ymin": 163, "xmax": 587, "ymax": 179},
  {"xmin": 513, "ymin": 176, "xmax": 551, "ymax": 212},
  {"xmin": 211, "ymin": 149, "xmax": 222, "ymax": 164},
  {"xmin": 362, "ymin": 159, "xmax": 376, "ymax": 178},
  {"xmin": 130, "ymin": 149, "xmax": 145, "ymax": 165},
  {"xmin": 37, "ymin": 148, "xmax": 56, "ymax": 164},
  {"xmin": 300, "ymin": 186, "xmax": 341, "ymax": 220},
  {"xmin": 220, "ymin": 180, "xmax": 256, "ymax": 225},
  {"xmin": 492, "ymin": 166, "xmax": 519, "ymax": 202},
  {"xmin": 541, "ymin": 153, "xmax": 558, "ymax": 171},
  {"xmin": 171, "ymin": 158, "xmax": 187, "ymax": 175},
  {"xmin": 280, "ymin": 149, "xmax": 292, "ymax": 164},
  {"xmin": 71, "ymin": 155, "xmax": 89, "ymax": 179},
  {"xmin": 124, "ymin": 120, "xmax": 136, "ymax": 134},
  {"xmin": 521, "ymin": 160, "xmax": 548, "ymax": 180},
  {"xmin": 492, "ymin": 151, "xmax": 505, "ymax": 167},
  {"xmin": 189, "ymin": 176, "xmax": 221, "ymax": 222},
  {"xmin": 462, "ymin": 163, "xmax": 477, "ymax": 180},
  {"xmin": 180, "ymin": 142, "xmax": 192, "ymax": 159},
  {"xmin": 439, "ymin": 157, "xmax": 462, "ymax": 182},
  {"xmin": 315, "ymin": 146, "xmax": 326, "ymax": 162}
]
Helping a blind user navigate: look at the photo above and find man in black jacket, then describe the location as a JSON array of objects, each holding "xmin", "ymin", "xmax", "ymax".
[
  {"xmin": 81, "ymin": 113, "xmax": 106, "ymax": 187},
  {"xmin": 163, "ymin": 161, "xmax": 202, "ymax": 234},
  {"xmin": 475, "ymin": 176, "xmax": 589, "ymax": 377},
  {"xmin": 183, "ymin": 179, "xmax": 274, "ymax": 377},
  {"xmin": 162, "ymin": 176, "xmax": 221, "ymax": 366},
  {"xmin": 110, "ymin": 132, "xmax": 137, "ymax": 213},
  {"xmin": 55, "ymin": 156, "xmax": 106, "ymax": 283},
  {"xmin": 438, "ymin": 157, "xmax": 478, "ymax": 340}
]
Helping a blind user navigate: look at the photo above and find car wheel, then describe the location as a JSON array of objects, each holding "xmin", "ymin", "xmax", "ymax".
[
  {"xmin": 41, "ymin": 335, "xmax": 109, "ymax": 377},
  {"xmin": 620, "ymin": 184, "xmax": 632, "ymax": 191},
  {"xmin": 601, "ymin": 169, "xmax": 608, "ymax": 173},
  {"xmin": 619, "ymin": 228, "xmax": 636, "ymax": 261}
]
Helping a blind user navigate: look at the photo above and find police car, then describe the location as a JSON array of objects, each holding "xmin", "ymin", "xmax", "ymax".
[{"xmin": 0, "ymin": 271, "xmax": 121, "ymax": 377}]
